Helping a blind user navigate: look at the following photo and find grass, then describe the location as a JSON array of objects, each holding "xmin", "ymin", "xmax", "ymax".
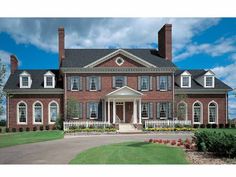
[
  {"xmin": 0, "ymin": 130, "xmax": 64, "ymax": 148},
  {"xmin": 69, "ymin": 141, "xmax": 189, "ymax": 164},
  {"xmin": 197, "ymin": 128, "xmax": 236, "ymax": 135}
]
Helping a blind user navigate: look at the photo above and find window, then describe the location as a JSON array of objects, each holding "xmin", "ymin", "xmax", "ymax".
[
  {"xmin": 159, "ymin": 76, "xmax": 167, "ymax": 91},
  {"xmin": 46, "ymin": 76, "xmax": 53, "ymax": 87},
  {"xmin": 89, "ymin": 77, "xmax": 97, "ymax": 91},
  {"xmin": 141, "ymin": 76, "xmax": 149, "ymax": 91},
  {"xmin": 33, "ymin": 102, "xmax": 43, "ymax": 124},
  {"xmin": 193, "ymin": 102, "xmax": 202, "ymax": 123},
  {"xmin": 178, "ymin": 102, "xmax": 187, "ymax": 120},
  {"xmin": 160, "ymin": 102, "xmax": 168, "ymax": 119},
  {"xmin": 44, "ymin": 71, "xmax": 55, "ymax": 88},
  {"xmin": 49, "ymin": 102, "xmax": 58, "ymax": 123},
  {"xmin": 17, "ymin": 102, "xmax": 27, "ymax": 124},
  {"xmin": 209, "ymin": 102, "xmax": 217, "ymax": 123},
  {"xmin": 115, "ymin": 57, "xmax": 124, "ymax": 66},
  {"xmin": 20, "ymin": 71, "xmax": 31, "ymax": 88},
  {"xmin": 205, "ymin": 76, "xmax": 214, "ymax": 87},
  {"xmin": 71, "ymin": 77, "xmax": 79, "ymax": 91},
  {"xmin": 22, "ymin": 77, "xmax": 29, "ymax": 87},
  {"xmin": 115, "ymin": 76, "xmax": 124, "ymax": 88},
  {"xmin": 141, "ymin": 103, "xmax": 149, "ymax": 119},
  {"xmin": 182, "ymin": 76, "xmax": 190, "ymax": 87},
  {"xmin": 89, "ymin": 103, "xmax": 98, "ymax": 119}
]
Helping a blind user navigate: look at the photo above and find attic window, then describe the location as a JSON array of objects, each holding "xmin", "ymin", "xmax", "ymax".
[
  {"xmin": 44, "ymin": 71, "xmax": 55, "ymax": 88},
  {"xmin": 20, "ymin": 71, "xmax": 31, "ymax": 88},
  {"xmin": 205, "ymin": 76, "xmax": 214, "ymax": 88},
  {"xmin": 180, "ymin": 71, "xmax": 191, "ymax": 88},
  {"xmin": 115, "ymin": 57, "xmax": 124, "ymax": 66}
]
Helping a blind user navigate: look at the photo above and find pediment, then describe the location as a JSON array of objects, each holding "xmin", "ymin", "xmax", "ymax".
[{"xmin": 106, "ymin": 86, "xmax": 143, "ymax": 98}]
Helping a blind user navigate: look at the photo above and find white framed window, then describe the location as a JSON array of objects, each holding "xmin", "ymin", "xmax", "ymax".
[
  {"xmin": 115, "ymin": 76, "xmax": 124, "ymax": 88},
  {"xmin": 44, "ymin": 71, "xmax": 55, "ymax": 88},
  {"xmin": 115, "ymin": 57, "xmax": 124, "ymax": 66},
  {"xmin": 160, "ymin": 102, "xmax": 168, "ymax": 119},
  {"xmin": 177, "ymin": 101, "xmax": 187, "ymax": 120},
  {"xmin": 33, "ymin": 101, "xmax": 43, "ymax": 124},
  {"xmin": 180, "ymin": 71, "xmax": 191, "ymax": 88},
  {"xmin": 71, "ymin": 76, "xmax": 80, "ymax": 91},
  {"xmin": 17, "ymin": 101, "xmax": 27, "ymax": 125},
  {"xmin": 20, "ymin": 71, "xmax": 31, "ymax": 88},
  {"xmin": 89, "ymin": 77, "xmax": 98, "ymax": 91},
  {"xmin": 48, "ymin": 101, "xmax": 59, "ymax": 124},
  {"xmin": 208, "ymin": 101, "xmax": 218, "ymax": 124},
  {"xmin": 141, "ymin": 76, "xmax": 149, "ymax": 91},
  {"xmin": 141, "ymin": 103, "xmax": 149, "ymax": 119},
  {"xmin": 159, "ymin": 76, "xmax": 168, "ymax": 91},
  {"xmin": 89, "ymin": 103, "xmax": 98, "ymax": 119},
  {"xmin": 193, "ymin": 101, "xmax": 202, "ymax": 124},
  {"xmin": 204, "ymin": 76, "xmax": 214, "ymax": 88}
]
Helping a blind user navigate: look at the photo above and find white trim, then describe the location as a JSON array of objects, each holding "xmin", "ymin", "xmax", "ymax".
[
  {"xmin": 177, "ymin": 101, "xmax": 188, "ymax": 121},
  {"xmin": 115, "ymin": 57, "xmax": 124, "ymax": 66},
  {"xmin": 192, "ymin": 100, "xmax": 203, "ymax": 124},
  {"xmin": 204, "ymin": 75, "xmax": 215, "ymax": 88},
  {"xmin": 44, "ymin": 71, "xmax": 55, "ymax": 88},
  {"xmin": 83, "ymin": 49, "xmax": 157, "ymax": 68},
  {"xmin": 16, "ymin": 101, "xmax": 28, "ymax": 125},
  {"xmin": 19, "ymin": 71, "xmax": 32, "ymax": 88},
  {"xmin": 208, "ymin": 100, "xmax": 218, "ymax": 124},
  {"xmin": 32, "ymin": 101, "xmax": 43, "ymax": 125},
  {"xmin": 141, "ymin": 102, "xmax": 149, "ymax": 120},
  {"xmin": 106, "ymin": 86, "xmax": 143, "ymax": 97},
  {"xmin": 181, "ymin": 75, "xmax": 191, "ymax": 88},
  {"xmin": 123, "ymin": 102, "xmax": 125, "ymax": 123},
  {"xmin": 48, "ymin": 100, "xmax": 59, "ymax": 124}
]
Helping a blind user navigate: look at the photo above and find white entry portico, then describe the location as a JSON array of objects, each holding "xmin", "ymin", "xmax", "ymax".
[{"xmin": 104, "ymin": 86, "xmax": 143, "ymax": 124}]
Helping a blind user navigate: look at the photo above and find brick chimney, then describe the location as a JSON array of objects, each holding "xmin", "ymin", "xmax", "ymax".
[
  {"xmin": 58, "ymin": 27, "xmax": 65, "ymax": 67},
  {"xmin": 10, "ymin": 55, "xmax": 18, "ymax": 74},
  {"xmin": 158, "ymin": 24, "xmax": 172, "ymax": 61}
]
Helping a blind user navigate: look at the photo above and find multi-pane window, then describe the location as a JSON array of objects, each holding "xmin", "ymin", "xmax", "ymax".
[
  {"xmin": 141, "ymin": 76, "xmax": 149, "ymax": 91},
  {"xmin": 90, "ymin": 77, "xmax": 97, "ymax": 91},
  {"xmin": 160, "ymin": 102, "xmax": 168, "ymax": 119},
  {"xmin": 182, "ymin": 76, "xmax": 190, "ymax": 87},
  {"xmin": 34, "ymin": 102, "xmax": 42, "ymax": 123},
  {"xmin": 18, "ymin": 102, "xmax": 26, "ymax": 123},
  {"xmin": 159, "ymin": 76, "xmax": 167, "ymax": 91},
  {"xmin": 71, "ymin": 77, "xmax": 79, "ymax": 91},
  {"xmin": 209, "ymin": 102, "xmax": 217, "ymax": 123},
  {"xmin": 193, "ymin": 102, "xmax": 201, "ymax": 123},
  {"xmin": 141, "ymin": 103, "xmax": 149, "ymax": 118},
  {"xmin": 50, "ymin": 102, "xmax": 58, "ymax": 123},
  {"xmin": 22, "ymin": 76, "xmax": 29, "ymax": 87},
  {"xmin": 46, "ymin": 76, "xmax": 53, "ymax": 87},
  {"xmin": 205, "ymin": 76, "xmax": 213, "ymax": 87},
  {"xmin": 178, "ymin": 103, "xmax": 187, "ymax": 120},
  {"xmin": 115, "ymin": 76, "xmax": 124, "ymax": 88},
  {"xmin": 89, "ymin": 103, "xmax": 98, "ymax": 119}
]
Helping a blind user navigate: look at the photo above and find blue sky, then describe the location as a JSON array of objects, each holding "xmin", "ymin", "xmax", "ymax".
[{"xmin": 0, "ymin": 18, "xmax": 235, "ymax": 119}]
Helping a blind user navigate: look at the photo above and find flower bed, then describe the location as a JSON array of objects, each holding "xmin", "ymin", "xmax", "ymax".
[{"xmin": 65, "ymin": 128, "xmax": 117, "ymax": 134}]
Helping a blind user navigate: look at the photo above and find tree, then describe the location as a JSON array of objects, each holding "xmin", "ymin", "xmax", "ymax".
[
  {"xmin": 0, "ymin": 59, "xmax": 6, "ymax": 118},
  {"xmin": 67, "ymin": 98, "xmax": 80, "ymax": 119}
]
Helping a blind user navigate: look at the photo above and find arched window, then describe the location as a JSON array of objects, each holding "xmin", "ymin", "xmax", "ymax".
[
  {"xmin": 33, "ymin": 101, "xmax": 43, "ymax": 124},
  {"xmin": 17, "ymin": 101, "xmax": 27, "ymax": 124},
  {"xmin": 208, "ymin": 101, "xmax": 217, "ymax": 124},
  {"xmin": 178, "ymin": 102, "xmax": 187, "ymax": 120},
  {"xmin": 49, "ymin": 101, "xmax": 59, "ymax": 124},
  {"xmin": 193, "ymin": 101, "xmax": 202, "ymax": 124}
]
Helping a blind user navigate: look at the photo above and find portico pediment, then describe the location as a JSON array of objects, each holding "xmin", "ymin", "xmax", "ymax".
[{"xmin": 106, "ymin": 86, "xmax": 143, "ymax": 98}]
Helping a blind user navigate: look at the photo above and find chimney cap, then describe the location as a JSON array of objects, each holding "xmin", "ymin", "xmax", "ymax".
[
  {"xmin": 10, "ymin": 54, "xmax": 18, "ymax": 62},
  {"xmin": 58, "ymin": 27, "xmax": 64, "ymax": 31}
]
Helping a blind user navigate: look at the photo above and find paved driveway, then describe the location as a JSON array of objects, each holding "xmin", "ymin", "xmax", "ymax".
[{"xmin": 0, "ymin": 133, "xmax": 193, "ymax": 164}]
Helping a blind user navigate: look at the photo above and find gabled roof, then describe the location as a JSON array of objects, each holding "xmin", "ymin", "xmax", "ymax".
[
  {"xmin": 61, "ymin": 49, "xmax": 176, "ymax": 68},
  {"xmin": 106, "ymin": 86, "xmax": 143, "ymax": 98}
]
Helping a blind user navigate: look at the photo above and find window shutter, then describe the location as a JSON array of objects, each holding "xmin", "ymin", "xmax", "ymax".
[
  {"xmin": 97, "ymin": 77, "xmax": 101, "ymax": 91},
  {"xmin": 98, "ymin": 102, "xmax": 102, "ymax": 121},
  {"xmin": 79, "ymin": 102, "xmax": 83, "ymax": 119},
  {"xmin": 156, "ymin": 102, "xmax": 160, "ymax": 119},
  {"xmin": 86, "ymin": 77, "xmax": 90, "ymax": 91},
  {"xmin": 149, "ymin": 76, "xmax": 153, "ymax": 91},
  {"xmin": 67, "ymin": 76, "xmax": 71, "ymax": 90},
  {"xmin": 168, "ymin": 76, "xmax": 172, "ymax": 91},
  {"xmin": 138, "ymin": 76, "xmax": 141, "ymax": 91},
  {"xmin": 86, "ymin": 102, "xmax": 90, "ymax": 119},
  {"xmin": 124, "ymin": 76, "xmax": 127, "ymax": 86},
  {"xmin": 168, "ymin": 102, "xmax": 172, "ymax": 118},
  {"xmin": 156, "ymin": 76, "xmax": 160, "ymax": 90},
  {"xmin": 79, "ymin": 77, "xmax": 83, "ymax": 91},
  {"xmin": 112, "ymin": 76, "xmax": 116, "ymax": 88},
  {"xmin": 149, "ymin": 102, "xmax": 153, "ymax": 118}
]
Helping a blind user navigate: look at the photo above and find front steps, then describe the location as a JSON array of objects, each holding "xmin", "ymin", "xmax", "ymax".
[{"xmin": 117, "ymin": 123, "xmax": 143, "ymax": 133}]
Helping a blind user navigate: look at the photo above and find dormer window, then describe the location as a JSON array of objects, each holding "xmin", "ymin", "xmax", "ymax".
[
  {"xmin": 204, "ymin": 70, "xmax": 215, "ymax": 88},
  {"xmin": 20, "ymin": 71, "xmax": 31, "ymax": 88},
  {"xmin": 44, "ymin": 71, "xmax": 55, "ymax": 88},
  {"xmin": 180, "ymin": 71, "xmax": 191, "ymax": 88}
]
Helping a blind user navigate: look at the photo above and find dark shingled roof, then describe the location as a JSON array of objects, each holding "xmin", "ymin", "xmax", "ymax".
[
  {"xmin": 61, "ymin": 49, "xmax": 176, "ymax": 68},
  {"xmin": 175, "ymin": 70, "xmax": 232, "ymax": 90},
  {"xmin": 4, "ymin": 70, "xmax": 63, "ymax": 90}
]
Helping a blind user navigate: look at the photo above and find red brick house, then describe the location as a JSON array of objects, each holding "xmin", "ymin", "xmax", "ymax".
[{"xmin": 3, "ymin": 24, "xmax": 232, "ymax": 130}]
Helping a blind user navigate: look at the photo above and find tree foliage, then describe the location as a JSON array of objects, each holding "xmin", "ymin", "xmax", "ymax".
[{"xmin": 0, "ymin": 59, "xmax": 6, "ymax": 116}]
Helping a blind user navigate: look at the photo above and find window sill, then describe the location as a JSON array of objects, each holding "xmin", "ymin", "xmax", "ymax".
[
  {"xmin": 160, "ymin": 117, "xmax": 167, "ymax": 120},
  {"xmin": 17, "ymin": 122, "xmax": 27, "ymax": 125},
  {"xmin": 90, "ymin": 118, "xmax": 98, "ymax": 120},
  {"xmin": 33, "ymin": 122, "xmax": 43, "ymax": 125},
  {"xmin": 142, "ymin": 117, "xmax": 149, "ymax": 119},
  {"xmin": 159, "ymin": 89, "xmax": 168, "ymax": 92},
  {"xmin": 89, "ymin": 90, "xmax": 98, "ymax": 92},
  {"xmin": 193, "ymin": 122, "xmax": 201, "ymax": 124}
]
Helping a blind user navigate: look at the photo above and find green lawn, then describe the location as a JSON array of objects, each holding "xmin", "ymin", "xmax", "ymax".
[
  {"xmin": 70, "ymin": 142, "xmax": 189, "ymax": 164},
  {"xmin": 197, "ymin": 128, "xmax": 236, "ymax": 135},
  {"xmin": 0, "ymin": 130, "xmax": 64, "ymax": 148}
]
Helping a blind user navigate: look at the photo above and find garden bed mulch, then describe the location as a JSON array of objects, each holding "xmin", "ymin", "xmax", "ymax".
[{"xmin": 185, "ymin": 150, "xmax": 236, "ymax": 164}]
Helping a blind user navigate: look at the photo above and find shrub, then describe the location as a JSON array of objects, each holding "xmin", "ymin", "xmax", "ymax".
[
  {"xmin": 212, "ymin": 124, "xmax": 217, "ymax": 128},
  {"xmin": 55, "ymin": 117, "xmax": 63, "ymax": 130},
  {"xmin": 33, "ymin": 126, "xmax": 37, "ymax": 131},
  {"xmin": 45, "ymin": 125, "xmax": 50, "ymax": 130},
  {"xmin": 19, "ymin": 127, "xmax": 23, "ymax": 132},
  {"xmin": 175, "ymin": 123, "xmax": 184, "ymax": 128},
  {"xmin": 149, "ymin": 139, "xmax": 153, "ymax": 143},
  {"xmin": 6, "ymin": 128, "xmax": 10, "ymax": 133},
  {"xmin": 171, "ymin": 140, "xmax": 176, "ymax": 145},
  {"xmin": 26, "ymin": 127, "xmax": 30, "ymax": 131},
  {"xmin": 12, "ymin": 128, "xmax": 16, "ymax": 132},
  {"xmin": 225, "ymin": 124, "xmax": 230, "ymax": 128},
  {"xmin": 200, "ymin": 124, "xmax": 205, "ymax": 128},
  {"xmin": 0, "ymin": 120, "xmax": 6, "ymax": 126},
  {"xmin": 231, "ymin": 124, "xmax": 235, "ymax": 128},
  {"xmin": 52, "ymin": 126, "xmax": 57, "ymax": 130},
  {"xmin": 219, "ymin": 124, "xmax": 224, "ymax": 128},
  {"xmin": 184, "ymin": 143, "xmax": 191, "ymax": 149},
  {"xmin": 0, "ymin": 128, "xmax": 2, "ymax": 133},
  {"xmin": 193, "ymin": 124, "xmax": 199, "ymax": 128},
  {"xmin": 206, "ymin": 124, "xmax": 212, "ymax": 128},
  {"xmin": 40, "ymin": 125, "xmax": 44, "ymax": 131}
]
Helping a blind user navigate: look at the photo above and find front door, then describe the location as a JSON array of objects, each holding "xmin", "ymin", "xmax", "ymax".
[{"xmin": 116, "ymin": 102, "xmax": 123, "ymax": 122}]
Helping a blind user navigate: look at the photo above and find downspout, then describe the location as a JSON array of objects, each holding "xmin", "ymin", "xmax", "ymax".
[
  {"xmin": 7, "ymin": 94, "xmax": 9, "ymax": 128},
  {"xmin": 64, "ymin": 73, "xmax": 67, "ymax": 121},
  {"xmin": 226, "ymin": 92, "xmax": 228, "ymax": 124},
  {"xmin": 172, "ymin": 72, "xmax": 175, "ymax": 121}
]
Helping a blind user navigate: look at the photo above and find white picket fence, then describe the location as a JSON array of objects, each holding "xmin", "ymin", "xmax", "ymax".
[
  {"xmin": 144, "ymin": 120, "xmax": 191, "ymax": 128},
  {"xmin": 63, "ymin": 121, "xmax": 111, "ymax": 131}
]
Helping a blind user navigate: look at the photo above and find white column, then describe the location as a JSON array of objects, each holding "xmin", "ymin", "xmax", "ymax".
[
  {"xmin": 108, "ymin": 99, "xmax": 110, "ymax": 124},
  {"xmin": 133, "ymin": 99, "xmax": 137, "ymax": 124},
  {"xmin": 139, "ymin": 99, "xmax": 142, "ymax": 124},
  {"xmin": 113, "ymin": 99, "xmax": 116, "ymax": 124},
  {"xmin": 104, "ymin": 100, "xmax": 106, "ymax": 123},
  {"xmin": 123, "ymin": 102, "xmax": 125, "ymax": 123}
]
